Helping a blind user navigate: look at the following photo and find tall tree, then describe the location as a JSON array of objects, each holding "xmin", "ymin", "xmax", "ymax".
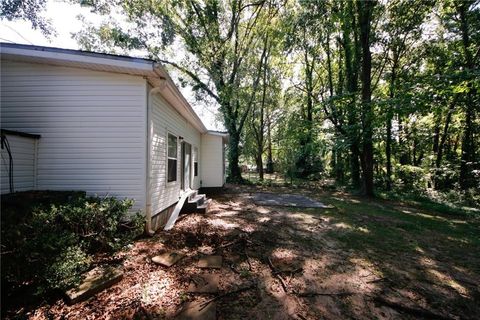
[
  {"xmin": 454, "ymin": 0, "xmax": 478, "ymax": 189},
  {"xmin": 0, "ymin": 0, "xmax": 52, "ymax": 35},
  {"xmin": 357, "ymin": 0, "xmax": 376, "ymax": 196},
  {"xmin": 76, "ymin": 0, "xmax": 278, "ymax": 182},
  {"xmin": 381, "ymin": 0, "xmax": 431, "ymax": 190}
]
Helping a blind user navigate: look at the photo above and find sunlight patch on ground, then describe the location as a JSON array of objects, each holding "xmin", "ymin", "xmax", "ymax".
[
  {"xmin": 331, "ymin": 196, "xmax": 361, "ymax": 204},
  {"xmin": 415, "ymin": 246, "xmax": 425, "ymax": 254},
  {"xmin": 140, "ymin": 275, "xmax": 172, "ymax": 305},
  {"xmin": 447, "ymin": 236, "xmax": 470, "ymax": 244},
  {"xmin": 419, "ymin": 256, "xmax": 438, "ymax": 267},
  {"xmin": 453, "ymin": 265, "xmax": 468, "ymax": 273},
  {"xmin": 215, "ymin": 210, "xmax": 240, "ymax": 217},
  {"xmin": 242, "ymin": 224, "xmax": 257, "ymax": 233},
  {"xmin": 270, "ymin": 248, "xmax": 301, "ymax": 270},
  {"xmin": 257, "ymin": 207, "xmax": 271, "ymax": 214},
  {"xmin": 333, "ymin": 222, "xmax": 353, "ymax": 230},
  {"xmin": 208, "ymin": 218, "xmax": 239, "ymax": 229},
  {"xmin": 289, "ymin": 212, "xmax": 318, "ymax": 225},
  {"xmin": 356, "ymin": 226, "xmax": 370, "ymax": 233},
  {"xmin": 427, "ymin": 269, "xmax": 469, "ymax": 297},
  {"xmin": 258, "ymin": 217, "xmax": 271, "ymax": 223},
  {"xmin": 401, "ymin": 209, "xmax": 450, "ymax": 222}
]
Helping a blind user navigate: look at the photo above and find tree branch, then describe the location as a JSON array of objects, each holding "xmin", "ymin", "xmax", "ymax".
[{"xmin": 157, "ymin": 58, "xmax": 220, "ymax": 103}]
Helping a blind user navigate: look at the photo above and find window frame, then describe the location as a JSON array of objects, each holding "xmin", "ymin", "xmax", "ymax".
[
  {"xmin": 193, "ymin": 146, "xmax": 199, "ymax": 177},
  {"xmin": 166, "ymin": 132, "xmax": 178, "ymax": 184}
]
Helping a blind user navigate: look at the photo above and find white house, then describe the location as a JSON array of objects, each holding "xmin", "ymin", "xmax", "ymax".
[{"xmin": 0, "ymin": 43, "xmax": 227, "ymax": 232}]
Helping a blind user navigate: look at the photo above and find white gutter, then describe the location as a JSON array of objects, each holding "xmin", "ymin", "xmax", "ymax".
[
  {"xmin": 145, "ymin": 84, "xmax": 166, "ymax": 235},
  {"xmin": 0, "ymin": 44, "xmax": 153, "ymax": 72}
]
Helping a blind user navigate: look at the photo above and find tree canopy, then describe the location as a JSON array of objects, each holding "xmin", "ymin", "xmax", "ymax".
[{"xmin": 72, "ymin": 0, "xmax": 479, "ymax": 200}]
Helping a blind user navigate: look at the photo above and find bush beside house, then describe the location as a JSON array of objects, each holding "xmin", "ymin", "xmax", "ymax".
[{"xmin": 1, "ymin": 191, "xmax": 143, "ymax": 296}]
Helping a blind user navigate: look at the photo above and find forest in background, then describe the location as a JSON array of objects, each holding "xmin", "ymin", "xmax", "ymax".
[{"xmin": 3, "ymin": 0, "xmax": 479, "ymax": 205}]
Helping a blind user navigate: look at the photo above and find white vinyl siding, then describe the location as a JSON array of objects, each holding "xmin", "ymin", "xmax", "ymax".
[
  {"xmin": 1, "ymin": 61, "xmax": 147, "ymax": 211},
  {"xmin": 201, "ymin": 134, "xmax": 225, "ymax": 187},
  {"xmin": 1, "ymin": 134, "xmax": 37, "ymax": 194},
  {"xmin": 149, "ymin": 92, "xmax": 201, "ymax": 215}
]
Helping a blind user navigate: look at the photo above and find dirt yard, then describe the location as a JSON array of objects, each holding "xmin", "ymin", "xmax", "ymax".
[{"xmin": 23, "ymin": 184, "xmax": 480, "ymax": 319}]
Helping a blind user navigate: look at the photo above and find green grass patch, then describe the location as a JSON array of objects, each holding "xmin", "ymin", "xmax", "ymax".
[{"xmin": 309, "ymin": 193, "xmax": 480, "ymax": 272}]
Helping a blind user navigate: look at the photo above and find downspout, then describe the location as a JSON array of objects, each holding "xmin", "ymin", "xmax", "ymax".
[{"xmin": 146, "ymin": 82, "xmax": 166, "ymax": 235}]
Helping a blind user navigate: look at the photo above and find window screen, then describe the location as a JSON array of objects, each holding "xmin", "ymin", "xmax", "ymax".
[
  {"xmin": 193, "ymin": 147, "xmax": 198, "ymax": 177},
  {"xmin": 167, "ymin": 134, "xmax": 177, "ymax": 182}
]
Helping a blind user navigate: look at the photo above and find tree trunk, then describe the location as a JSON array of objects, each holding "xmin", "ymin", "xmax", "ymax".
[
  {"xmin": 257, "ymin": 153, "xmax": 264, "ymax": 180},
  {"xmin": 299, "ymin": 44, "xmax": 315, "ymax": 177},
  {"xmin": 386, "ymin": 56, "xmax": 397, "ymax": 191},
  {"xmin": 458, "ymin": 2, "xmax": 477, "ymax": 190},
  {"xmin": 436, "ymin": 100, "xmax": 456, "ymax": 169},
  {"xmin": 358, "ymin": 0, "xmax": 375, "ymax": 197},
  {"xmin": 386, "ymin": 114, "xmax": 393, "ymax": 190},
  {"xmin": 227, "ymin": 131, "xmax": 243, "ymax": 182},
  {"xmin": 350, "ymin": 145, "xmax": 361, "ymax": 188},
  {"xmin": 342, "ymin": 0, "xmax": 361, "ymax": 188},
  {"xmin": 266, "ymin": 111, "xmax": 274, "ymax": 173}
]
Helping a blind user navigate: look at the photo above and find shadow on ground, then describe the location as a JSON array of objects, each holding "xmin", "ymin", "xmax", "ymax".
[{"xmin": 14, "ymin": 184, "xmax": 480, "ymax": 320}]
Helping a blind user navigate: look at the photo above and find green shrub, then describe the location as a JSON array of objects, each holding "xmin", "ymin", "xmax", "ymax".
[
  {"xmin": 1, "ymin": 194, "xmax": 144, "ymax": 294},
  {"xmin": 44, "ymin": 245, "xmax": 92, "ymax": 292},
  {"xmin": 395, "ymin": 165, "xmax": 426, "ymax": 191},
  {"xmin": 430, "ymin": 164, "xmax": 459, "ymax": 190}
]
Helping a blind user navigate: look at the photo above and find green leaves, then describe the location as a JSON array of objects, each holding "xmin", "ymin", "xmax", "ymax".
[{"xmin": 2, "ymin": 194, "xmax": 143, "ymax": 294}]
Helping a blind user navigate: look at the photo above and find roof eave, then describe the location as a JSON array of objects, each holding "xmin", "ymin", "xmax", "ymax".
[{"xmin": 1, "ymin": 43, "xmax": 209, "ymax": 134}]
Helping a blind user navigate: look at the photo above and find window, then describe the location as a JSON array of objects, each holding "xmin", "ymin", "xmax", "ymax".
[
  {"xmin": 193, "ymin": 147, "xmax": 198, "ymax": 177},
  {"xmin": 167, "ymin": 133, "xmax": 177, "ymax": 182}
]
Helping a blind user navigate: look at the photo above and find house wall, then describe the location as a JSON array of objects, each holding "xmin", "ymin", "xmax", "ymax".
[
  {"xmin": 200, "ymin": 134, "xmax": 225, "ymax": 187},
  {"xmin": 1, "ymin": 134, "xmax": 37, "ymax": 194},
  {"xmin": 149, "ymin": 91, "xmax": 201, "ymax": 217},
  {"xmin": 0, "ymin": 60, "xmax": 147, "ymax": 211}
]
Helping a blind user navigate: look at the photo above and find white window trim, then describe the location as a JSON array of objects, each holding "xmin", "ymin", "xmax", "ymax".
[
  {"xmin": 166, "ymin": 131, "xmax": 178, "ymax": 185},
  {"xmin": 182, "ymin": 140, "xmax": 193, "ymax": 190}
]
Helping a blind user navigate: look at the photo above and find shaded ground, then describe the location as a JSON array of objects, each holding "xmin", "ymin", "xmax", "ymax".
[
  {"xmin": 251, "ymin": 192, "xmax": 331, "ymax": 208},
  {"xmin": 14, "ymin": 183, "xmax": 480, "ymax": 319}
]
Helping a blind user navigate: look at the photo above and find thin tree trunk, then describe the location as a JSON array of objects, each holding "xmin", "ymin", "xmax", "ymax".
[
  {"xmin": 342, "ymin": 0, "xmax": 361, "ymax": 188},
  {"xmin": 458, "ymin": 1, "xmax": 476, "ymax": 189},
  {"xmin": 257, "ymin": 53, "xmax": 269, "ymax": 181},
  {"xmin": 386, "ymin": 57, "xmax": 397, "ymax": 191},
  {"xmin": 266, "ymin": 110, "xmax": 274, "ymax": 174},
  {"xmin": 436, "ymin": 101, "xmax": 456, "ymax": 169},
  {"xmin": 358, "ymin": 0, "xmax": 375, "ymax": 197},
  {"xmin": 398, "ymin": 116, "xmax": 409, "ymax": 165}
]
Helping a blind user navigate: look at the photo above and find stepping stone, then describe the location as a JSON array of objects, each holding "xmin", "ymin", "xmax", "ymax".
[
  {"xmin": 152, "ymin": 252, "xmax": 185, "ymax": 267},
  {"xmin": 175, "ymin": 300, "xmax": 216, "ymax": 320},
  {"xmin": 197, "ymin": 255, "xmax": 222, "ymax": 269},
  {"xmin": 188, "ymin": 274, "xmax": 219, "ymax": 293},
  {"xmin": 66, "ymin": 266, "xmax": 123, "ymax": 304}
]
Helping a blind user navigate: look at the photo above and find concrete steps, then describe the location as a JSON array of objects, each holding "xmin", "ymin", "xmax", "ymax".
[{"xmin": 181, "ymin": 190, "xmax": 211, "ymax": 214}]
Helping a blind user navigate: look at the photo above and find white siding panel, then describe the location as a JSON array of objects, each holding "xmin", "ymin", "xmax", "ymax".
[
  {"xmin": 1, "ymin": 134, "xmax": 36, "ymax": 194},
  {"xmin": 1, "ymin": 61, "xmax": 147, "ymax": 211},
  {"xmin": 150, "ymin": 93, "xmax": 201, "ymax": 215},
  {"xmin": 201, "ymin": 134, "xmax": 224, "ymax": 187}
]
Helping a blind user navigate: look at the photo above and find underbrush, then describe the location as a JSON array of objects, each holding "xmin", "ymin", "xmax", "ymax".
[
  {"xmin": 378, "ymin": 188, "xmax": 480, "ymax": 219},
  {"xmin": 1, "ymin": 191, "xmax": 144, "ymax": 298}
]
